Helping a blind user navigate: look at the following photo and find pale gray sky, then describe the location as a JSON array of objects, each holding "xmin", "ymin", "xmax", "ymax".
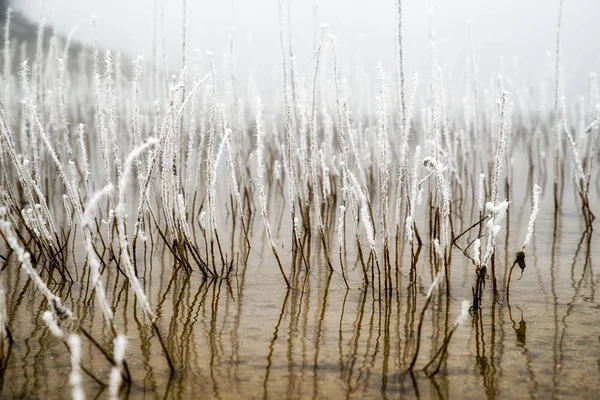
[{"xmin": 12, "ymin": 0, "xmax": 600, "ymax": 96}]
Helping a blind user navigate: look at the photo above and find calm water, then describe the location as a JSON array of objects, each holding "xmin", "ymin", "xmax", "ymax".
[{"xmin": 1, "ymin": 183, "xmax": 599, "ymax": 400}]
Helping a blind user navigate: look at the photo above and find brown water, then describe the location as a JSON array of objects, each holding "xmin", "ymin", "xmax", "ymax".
[{"xmin": 1, "ymin": 188, "xmax": 599, "ymax": 400}]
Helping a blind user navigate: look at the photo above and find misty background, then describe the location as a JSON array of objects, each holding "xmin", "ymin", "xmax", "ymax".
[{"xmin": 9, "ymin": 0, "xmax": 600, "ymax": 99}]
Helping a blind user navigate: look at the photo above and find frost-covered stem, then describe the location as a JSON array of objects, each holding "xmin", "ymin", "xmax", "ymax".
[
  {"xmin": 396, "ymin": 0, "xmax": 406, "ymax": 130},
  {"xmin": 132, "ymin": 57, "xmax": 144, "ymax": 189},
  {"xmin": 224, "ymin": 132, "xmax": 249, "ymax": 246},
  {"xmin": 116, "ymin": 139, "xmax": 158, "ymax": 319},
  {"xmin": 77, "ymin": 124, "xmax": 92, "ymax": 200},
  {"xmin": 406, "ymin": 145, "xmax": 421, "ymax": 243},
  {"xmin": 473, "ymin": 238, "xmax": 481, "ymax": 268},
  {"xmin": 477, "ymin": 172, "xmax": 485, "ymax": 213},
  {"xmin": 63, "ymin": 195, "xmax": 72, "ymax": 227},
  {"xmin": 20, "ymin": 62, "xmax": 39, "ymax": 188},
  {"xmin": 376, "ymin": 64, "xmax": 390, "ymax": 254},
  {"xmin": 255, "ymin": 97, "xmax": 290, "ymax": 287},
  {"xmin": 104, "ymin": 51, "xmax": 122, "ymax": 184},
  {"xmin": 395, "ymin": 73, "xmax": 418, "ymax": 231},
  {"xmin": 185, "ymin": 50, "xmax": 201, "ymax": 202},
  {"xmin": 206, "ymin": 53, "xmax": 218, "ymax": 237},
  {"xmin": 67, "ymin": 335, "xmax": 85, "ymax": 400},
  {"xmin": 82, "ymin": 185, "xmax": 115, "ymax": 325},
  {"xmin": 277, "ymin": 0, "xmax": 297, "ymax": 223},
  {"xmin": 208, "ymin": 116, "xmax": 230, "ymax": 239},
  {"xmin": 309, "ymin": 26, "xmax": 326, "ymax": 217},
  {"xmin": 57, "ymin": 58, "xmax": 74, "ymax": 164},
  {"xmin": 522, "ymin": 185, "xmax": 541, "ymax": 251},
  {"xmin": 42, "ymin": 311, "xmax": 64, "ymax": 339},
  {"xmin": 331, "ymin": 35, "xmax": 353, "ymax": 272},
  {"xmin": 561, "ymin": 99, "xmax": 594, "ymax": 223},
  {"xmin": 159, "ymin": 75, "xmax": 180, "ymax": 235},
  {"xmin": 308, "ymin": 25, "xmax": 333, "ymax": 269},
  {"xmin": 95, "ymin": 64, "xmax": 113, "ymax": 207},
  {"xmin": 330, "ymin": 35, "xmax": 349, "ymax": 175},
  {"xmin": 552, "ymin": 0, "xmax": 564, "ymax": 212},
  {"xmin": 491, "ymin": 91, "xmax": 508, "ymax": 206}
]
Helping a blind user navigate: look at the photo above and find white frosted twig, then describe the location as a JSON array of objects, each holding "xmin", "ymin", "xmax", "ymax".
[
  {"xmin": 104, "ymin": 50, "xmax": 122, "ymax": 184},
  {"xmin": 347, "ymin": 171, "xmax": 376, "ymax": 251},
  {"xmin": 77, "ymin": 124, "xmax": 92, "ymax": 200},
  {"xmin": 82, "ymin": 184, "xmax": 115, "ymax": 324},
  {"xmin": 406, "ymin": 145, "xmax": 421, "ymax": 243},
  {"xmin": 224, "ymin": 133, "xmax": 244, "ymax": 222},
  {"xmin": 176, "ymin": 193, "xmax": 192, "ymax": 240},
  {"xmin": 63, "ymin": 194, "xmax": 72, "ymax": 227},
  {"xmin": 491, "ymin": 92, "xmax": 509, "ymax": 205},
  {"xmin": 395, "ymin": 73, "xmax": 419, "ymax": 231},
  {"xmin": 109, "ymin": 335, "xmax": 127, "ymax": 399},
  {"xmin": 293, "ymin": 217, "xmax": 302, "ymax": 241},
  {"xmin": 309, "ymin": 25, "xmax": 327, "ymax": 234},
  {"xmin": 337, "ymin": 205, "xmax": 346, "ymax": 250},
  {"xmin": 208, "ymin": 122, "xmax": 230, "ymax": 231},
  {"xmin": 255, "ymin": 97, "xmax": 276, "ymax": 250},
  {"xmin": 477, "ymin": 173, "xmax": 485, "ymax": 212},
  {"xmin": 376, "ymin": 64, "xmax": 390, "ymax": 246},
  {"xmin": 473, "ymin": 238, "xmax": 481, "ymax": 268},
  {"xmin": 67, "ymin": 335, "xmax": 85, "ymax": 400},
  {"xmin": 522, "ymin": 185, "xmax": 541, "ymax": 251},
  {"xmin": 255, "ymin": 97, "xmax": 289, "ymax": 286},
  {"xmin": 42, "ymin": 311, "xmax": 64, "ymax": 339},
  {"xmin": 116, "ymin": 139, "xmax": 159, "ymax": 320},
  {"xmin": 131, "ymin": 57, "xmax": 144, "ymax": 189}
]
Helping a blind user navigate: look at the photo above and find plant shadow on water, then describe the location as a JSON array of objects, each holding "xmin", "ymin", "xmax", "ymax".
[{"xmin": 0, "ymin": 1, "xmax": 599, "ymax": 399}]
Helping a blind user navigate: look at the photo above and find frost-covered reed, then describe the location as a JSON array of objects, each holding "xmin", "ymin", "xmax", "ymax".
[
  {"xmin": 255, "ymin": 97, "xmax": 290, "ymax": 287},
  {"xmin": 67, "ymin": 334, "xmax": 85, "ymax": 400}
]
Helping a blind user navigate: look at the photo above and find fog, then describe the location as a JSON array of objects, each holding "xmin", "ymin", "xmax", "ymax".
[{"xmin": 12, "ymin": 0, "xmax": 600, "ymax": 96}]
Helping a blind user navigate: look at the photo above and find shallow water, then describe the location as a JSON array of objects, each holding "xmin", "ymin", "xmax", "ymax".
[{"xmin": 1, "ymin": 185, "xmax": 599, "ymax": 400}]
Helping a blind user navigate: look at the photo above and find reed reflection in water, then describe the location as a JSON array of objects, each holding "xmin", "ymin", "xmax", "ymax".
[{"xmin": 1, "ymin": 192, "xmax": 599, "ymax": 399}]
